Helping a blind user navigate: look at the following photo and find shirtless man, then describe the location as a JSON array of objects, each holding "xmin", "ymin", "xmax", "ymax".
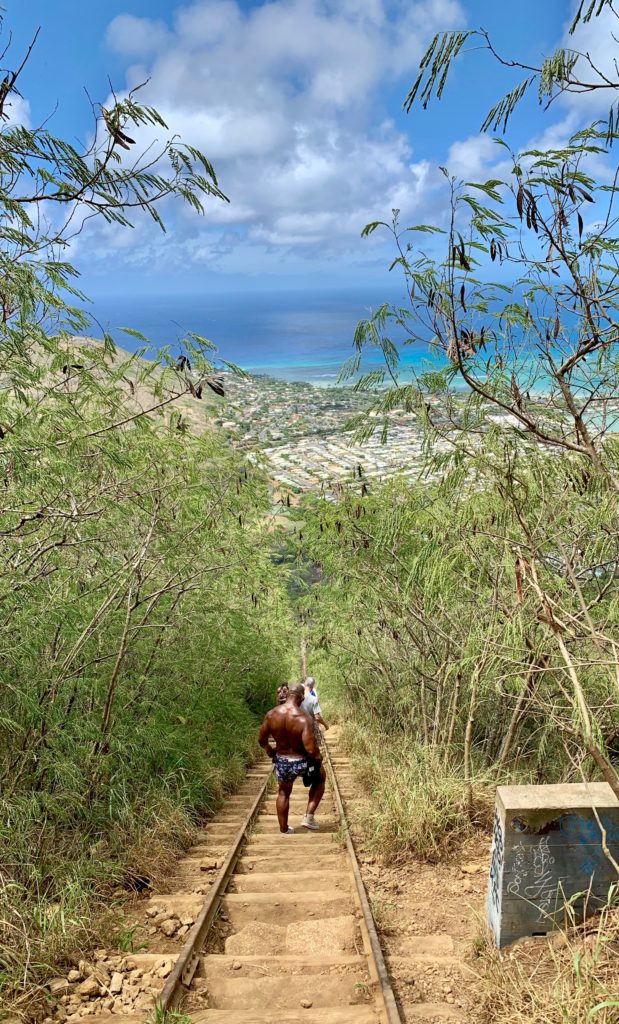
[{"xmin": 258, "ymin": 683, "xmax": 326, "ymax": 833}]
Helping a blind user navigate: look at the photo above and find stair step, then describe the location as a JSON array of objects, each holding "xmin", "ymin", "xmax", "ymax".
[
  {"xmin": 257, "ymin": 807, "xmax": 337, "ymax": 818},
  {"xmin": 198, "ymin": 968, "xmax": 372, "ymax": 1009},
  {"xmin": 237, "ymin": 854, "xmax": 344, "ymax": 872},
  {"xmin": 78, "ymin": 1002, "xmax": 382, "ymax": 1024},
  {"xmin": 201, "ymin": 954, "xmax": 365, "ymax": 974},
  {"xmin": 245, "ymin": 832, "xmax": 338, "ymax": 846},
  {"xmin": 253, "ymin": 820, "xmax": 339, "ymax": 834},
  {"xmin": 221, "ymin": 891, "xmax": 352, "ymax": 926},
  {"xmin": 191, "ymin": 1008, "xmax": 382, "ymax": 1023},
  {"xmin": 229, "ymin": 870, "xmax": 351, "ymax": 893}
]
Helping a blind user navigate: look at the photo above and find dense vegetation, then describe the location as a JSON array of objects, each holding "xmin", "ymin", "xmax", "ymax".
[
  {"xmin": 290, "ymin": 6, "xmax": 619, "ymax": 1019},
  {"xmin": 0, "ymin": 27, "xmax": 292, "ymax": 1013},
  {"xmin": 1, "ymin": 379, "xmax": 293, "ymax": 1001},
  {"xmin": 298, "ymin": 442, "xmax": 619, "ymax": 855}
]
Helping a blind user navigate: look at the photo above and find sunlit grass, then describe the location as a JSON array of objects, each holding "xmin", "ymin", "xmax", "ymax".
[{"xmin": 340, "ymin": 721, "xmax": 493, "ymax": 862}]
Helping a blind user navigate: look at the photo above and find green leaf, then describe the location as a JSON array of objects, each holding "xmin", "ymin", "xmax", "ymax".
[
  {"xmin": 361, "ymin": 221, "xmax": 388, "ymax": 237},
  {"xmin": 119, "ymin": 327, "xmax": 149, "ymax": 342}
]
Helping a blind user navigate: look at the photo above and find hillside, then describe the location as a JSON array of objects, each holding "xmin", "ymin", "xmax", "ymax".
[{"xmin": 58, "ymin": 335, "xmax": 224, "ymax": 433}]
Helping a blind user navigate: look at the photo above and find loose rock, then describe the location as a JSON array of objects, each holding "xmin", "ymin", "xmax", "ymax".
[
  {"xmin": 49, "ymin": 978, "xmax": 72, "ymax": 997},
  {"xmin": 78, "ymin": 977, "xmax": 100, "ymax": 999},
  {"xmin": 160, "ymin": 917, "xmax": 179, "ymax": 936}
]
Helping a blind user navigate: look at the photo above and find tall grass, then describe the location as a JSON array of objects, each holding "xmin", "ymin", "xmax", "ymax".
[
  {"xmin": 0, "ymin": 702, "xmax": 270, "ymax": 1019},
  {"xmin": 338, "ymin": 721, "xmax": 493, "ymax": 861},
  {"xmin": 478, "ymin": 897, "xmax": 619, "ymax": 1023}
]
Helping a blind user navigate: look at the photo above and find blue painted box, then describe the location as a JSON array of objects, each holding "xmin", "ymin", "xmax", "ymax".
[{"xmin": 487, "ymin": 783, "xmax": 619, "ymax": 947}]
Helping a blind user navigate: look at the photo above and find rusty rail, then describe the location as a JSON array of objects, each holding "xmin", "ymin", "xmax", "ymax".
[
  {"xmin": 323, "ymin": 739, "xmax": 403, "ymax": 1024},
  {"xmin": 158, "ymin": 769, "xmax": 271, "ymax": 1010}
]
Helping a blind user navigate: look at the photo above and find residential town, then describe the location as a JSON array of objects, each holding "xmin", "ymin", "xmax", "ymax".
[
  {"xmin": 214, "ymin": 371, "xmax": 456, "ymax": 495},
  {"xmin": 213, "ymin": 372, "xmax": 374, "ymax": 446},
  {"xmin": 257, "ymin": 424, "xmax": 450, "ymax": 493}
]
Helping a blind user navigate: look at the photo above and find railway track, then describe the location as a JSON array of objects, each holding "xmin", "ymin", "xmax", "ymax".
[{"xmin": 58, "ymin": 738, "xmax": 401, "ymax": 1024}]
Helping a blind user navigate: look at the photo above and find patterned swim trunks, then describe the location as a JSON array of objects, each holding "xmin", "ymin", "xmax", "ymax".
[{"xmin": 274, "ymin": 755, "xmax": 308, "ymax": 783}]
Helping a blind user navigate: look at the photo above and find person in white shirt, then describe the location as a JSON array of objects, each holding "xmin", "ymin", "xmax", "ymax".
[{"xmin": 301, "ymin": 676, "xmax": 329, "ymax": 738}]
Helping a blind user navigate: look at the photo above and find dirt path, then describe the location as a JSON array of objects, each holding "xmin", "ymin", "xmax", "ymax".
[{"xmin": 326, "ymin": 727, "xmax": 490, "ymax": 1024}]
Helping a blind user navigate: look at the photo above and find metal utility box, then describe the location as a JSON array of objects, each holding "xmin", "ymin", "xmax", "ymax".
[{"xmin": 487, "ymin": 783, "xmax": 619, "ymax": 948}]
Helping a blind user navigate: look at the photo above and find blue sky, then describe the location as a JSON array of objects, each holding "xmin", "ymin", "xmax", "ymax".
[{"xmin": 5, "ymin": 1, "xmax": 609, "ymax": 302}]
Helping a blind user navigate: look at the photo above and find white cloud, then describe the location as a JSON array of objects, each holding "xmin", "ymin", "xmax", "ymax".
[
  {"xmin": 560, "ymin": 1, "xmax": 619, "ymax": 115},
  {"xmin": 106, "ymin": 15, "xmax": 169, "ymax": 57},
  {"xmin": 95, "ymin": 0, "xmax": 465, "ymax": 272},
  {"xmin": 445, "ymin": 134, "xmax": 499, "ymax": 180},
  {"xmin": 5, "ymin": 93, "xmax": 31, "ymax": 128}
]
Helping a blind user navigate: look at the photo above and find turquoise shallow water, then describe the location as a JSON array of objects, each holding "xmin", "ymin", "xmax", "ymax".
[
  {"xmin": 86, "ymin": 285, "xmax": 448, "ymax": 385},
  {"xmin": 85, "ymin": 285, "xmax": 608, "ymax": 401}
]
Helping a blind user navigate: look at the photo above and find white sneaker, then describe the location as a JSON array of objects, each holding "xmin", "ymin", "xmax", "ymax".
[
  {"xmin": 283, "ymin": 826, "xmax": 295, "ymax": 834},
  {"xmin": 301, "ymin": 815, "xmax": 320, "ymax": 831}
]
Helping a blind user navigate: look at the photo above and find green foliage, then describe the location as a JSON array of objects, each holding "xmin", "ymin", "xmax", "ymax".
[
  {"xmin": 406, "ymin": 5, "xmax": 619, "ymax": 134},
  {"xmin": 570, "ymin": 0, "xmax": 615, "ymax": 31},
  {"xmin": 356, "ymin": 124, "xmax": 619, "ymax": 487},
  {"xmin": 0, "ymin": 19, "xmax": 293, "ymax": 1013},
  {"xmin": 338, "ymin": 721, "xmax": 493, "ymax": 861},
  {"xmin": 295, "ymin": 440, "xmax": 619, "ymax": 845},
  {"xmin": 0, "ymin": 355, "xmax": 293, "ymax": 1010},
  {"xmin": 403, "ymin": 31, "xmax": 473, "ymax": 112},
  {"xmin": 480, "ymin": 889, "xmax": 619, "ymax": 1022},
  {"xmin": 341, "ymin": 4, "xmax": 619, "ymax": 836}
]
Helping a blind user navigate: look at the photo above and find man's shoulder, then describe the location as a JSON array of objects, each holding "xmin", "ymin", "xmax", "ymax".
[
  {"xmin": 283, "ymin": 705, "xmax": 308, "ymax": 726},
  {"xmin": 266, "ymin": 704, "xmax": 297, "ymax": 722}
]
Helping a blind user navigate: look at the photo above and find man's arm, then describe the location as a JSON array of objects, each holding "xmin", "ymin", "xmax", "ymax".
[
  {"xmin": 314, "ymin": 698, "xmax": 329, "ymax": 730},
  {"xmin": 258, "ymin": 714, "xmax": 276, "ymax": 760},
  {"xmin": 301, "ymin": 715, "xmax": 321, "ymax": 761}
]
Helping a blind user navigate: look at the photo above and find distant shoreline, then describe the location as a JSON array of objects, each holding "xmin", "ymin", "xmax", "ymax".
[{"xmin": 239, "ymin": 363, "xmax": 461, "ymax": 389}]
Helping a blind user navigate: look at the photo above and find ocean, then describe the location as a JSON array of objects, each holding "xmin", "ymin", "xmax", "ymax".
[{"xmin": 86, "ymin": 285, "xmax": 448, "ymax": 386}]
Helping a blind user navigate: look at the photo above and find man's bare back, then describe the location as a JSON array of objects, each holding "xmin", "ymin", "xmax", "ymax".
[{"xmin": 260, "ymin": 702, "xmax": 320, "ymax": 759}]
